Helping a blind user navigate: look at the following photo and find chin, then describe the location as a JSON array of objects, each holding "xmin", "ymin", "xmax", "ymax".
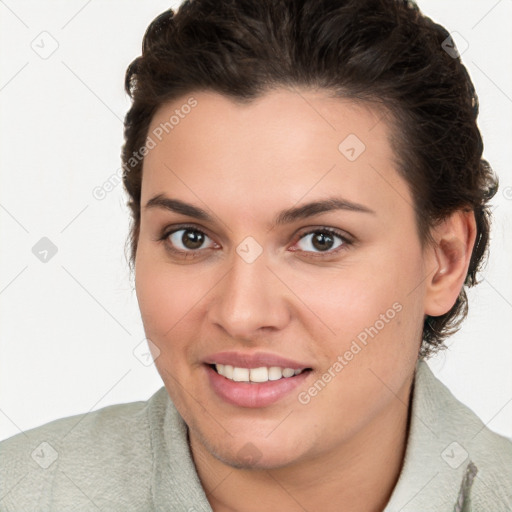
[
  {"xmin": 199, "ymin": 433, "xmax": 305, "ymax": 471},
  {"xmin": 215, "ymin": 448, "xmax": 299, "ymax": 471}
]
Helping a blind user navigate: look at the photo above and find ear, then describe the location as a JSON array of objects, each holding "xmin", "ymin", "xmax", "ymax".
[{"xmin": 424, "ymin": 210, "xmax": 477, "ymax": 317}]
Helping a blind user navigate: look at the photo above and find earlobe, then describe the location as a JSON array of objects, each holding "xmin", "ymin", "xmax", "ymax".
[{"xmin": 424, "ymin": 211, "xmax": 477, "ymax": 316}]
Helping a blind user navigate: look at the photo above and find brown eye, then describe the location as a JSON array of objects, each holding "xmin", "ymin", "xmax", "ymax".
[
  {"xmin": 311, "ymin": 232, "xmax": 335, "ymax": 251},
  {"xmin": 294, "ymin": 228, "xmax": 347, "ymax": 254},
  {"xmin": 181, "ymin": 229, "xmax": 205, "ymax": 249},
  {"xmin": 167, "ymin": 228, "xmax": 213, "ymax": 251}
]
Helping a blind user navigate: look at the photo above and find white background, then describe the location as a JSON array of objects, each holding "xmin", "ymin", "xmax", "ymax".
[{"xmin": 1, "ymin": 0, "xmax": 511, "ymax": 442}]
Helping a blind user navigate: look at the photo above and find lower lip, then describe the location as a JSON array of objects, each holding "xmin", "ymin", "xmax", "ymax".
[{"xmin": 206, "ymin": 365, "xmax": 311, "ymax": 408}]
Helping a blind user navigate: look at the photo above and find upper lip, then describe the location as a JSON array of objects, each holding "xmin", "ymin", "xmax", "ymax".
[{"xmin": 204, "ymin": 351, "xmax": 311, "ymax": 370}]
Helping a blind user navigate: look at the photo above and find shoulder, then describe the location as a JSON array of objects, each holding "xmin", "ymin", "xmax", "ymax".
[
  {"xmin": 417, "ymin": 361, "xmax": 512, "ymax": 509},
  {"xmin": 0, "ymin": 387, "xmax": 170, "ymax": 511}
]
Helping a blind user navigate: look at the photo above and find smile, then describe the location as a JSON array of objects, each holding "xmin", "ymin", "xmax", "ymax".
[
  {"xmin": 205, "ymin": 359, "xmax": 312, "ymax": 408},
  {"xmin": 213, "ymin": 364, "xmax": 306, "ymax": 383}
]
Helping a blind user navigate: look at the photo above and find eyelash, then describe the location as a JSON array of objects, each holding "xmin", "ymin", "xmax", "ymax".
[{"xmin": 157, "ymin": 224, "xmax": 353, "ymax": 260}]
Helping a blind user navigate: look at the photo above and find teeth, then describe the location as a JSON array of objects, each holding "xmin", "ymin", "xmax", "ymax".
[
  {"xmin": 249, "ymin": 367, "xmax": 268, "ymax": 383},
  {"xmin": 268, "ymin": 366, "xmax": 283, "ymax": 381},
  {"xmin": 224, "ymin": 364, "xmax": 234, "ymax": 379},
  {"xmin": 215, "ymin": 364, "xmax": 305, "ymax": 383},
  {"xmin": 232, "ymin": 367, "xmax": 249, "ymax": 382}
]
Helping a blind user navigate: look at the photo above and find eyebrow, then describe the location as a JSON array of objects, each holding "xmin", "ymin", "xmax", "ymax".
[{"xmin": 144, "ymin": 193, "xmax": 376, "ymax": 227}]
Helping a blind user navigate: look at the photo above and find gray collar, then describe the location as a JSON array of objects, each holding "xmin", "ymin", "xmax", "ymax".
[{"xmin": 384, "ymin": 360, "xmax": 478, "ymax": 511}]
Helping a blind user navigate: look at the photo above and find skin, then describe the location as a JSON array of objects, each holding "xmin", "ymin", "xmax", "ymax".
[{"xmin": 135, "ymin": 88, "xmax": 476, "ymax": 511}]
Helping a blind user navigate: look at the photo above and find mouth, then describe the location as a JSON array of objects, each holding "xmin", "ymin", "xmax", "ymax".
[
  {"xmin": 205, "ymin": 359, "xmax": 313, "ymax": 408},
  {"xmin": 209, "ymin": 363, "xmax": 312, "ymax": 383}
]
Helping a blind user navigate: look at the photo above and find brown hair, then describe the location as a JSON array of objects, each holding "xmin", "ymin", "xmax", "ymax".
[{"xmin": 122, "ymin": 0, "xmax": 498, "ymax": 358}]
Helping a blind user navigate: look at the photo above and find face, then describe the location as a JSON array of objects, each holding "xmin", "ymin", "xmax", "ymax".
[{"xmin": 135, "ymin": 88, "xmax": 427, "ymax": 470}]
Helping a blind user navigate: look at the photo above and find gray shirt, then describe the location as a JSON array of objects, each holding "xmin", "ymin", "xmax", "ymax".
[{"xmin": 1, "ymin": 360, "xmax": 511, "ymax": 511}]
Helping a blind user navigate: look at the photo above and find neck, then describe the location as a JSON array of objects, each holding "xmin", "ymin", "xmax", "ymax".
[{"xmin": 191, "ymin": 374, "xmax": 414, "ymax": 512}]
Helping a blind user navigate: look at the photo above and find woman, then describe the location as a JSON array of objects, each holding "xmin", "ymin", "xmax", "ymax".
[{"xmin": 1, "ymin": 0, "xmax": 511, "ymax": 510}]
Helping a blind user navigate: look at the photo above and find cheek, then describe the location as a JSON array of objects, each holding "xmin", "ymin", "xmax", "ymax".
[
  {"xmin": 135, "ymin": 247, "xmax": 203, "ymax": 349},
  {"xmin": 282, "ymin": 257, "xmax": 414, "ymax": 339},
  {"xmin": 288, "ymin": 260, "xmax": 423, "ymax": 441},
  {"xmin": 134, "ymin": 250, "xmax": 206, "ymax": 411},
  {"xmin": 282, "ymin": 246, "xmax": 424, "ymax": 371}
]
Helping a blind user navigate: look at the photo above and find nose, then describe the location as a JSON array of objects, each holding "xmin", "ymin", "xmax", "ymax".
[{"xmin": 207, "ymin": 249, "xmax": 291, "ymax": 341}]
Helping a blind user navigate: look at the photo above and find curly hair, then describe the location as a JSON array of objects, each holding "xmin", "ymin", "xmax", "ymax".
[{"xmin": 121, "ymin": 0, "xmax": 498, "ymax": 358}]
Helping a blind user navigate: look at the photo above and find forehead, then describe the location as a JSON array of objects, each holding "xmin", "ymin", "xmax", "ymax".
[{"xmin": 141, "ymin": 88, "xmax": 412, "ymax": 226}]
